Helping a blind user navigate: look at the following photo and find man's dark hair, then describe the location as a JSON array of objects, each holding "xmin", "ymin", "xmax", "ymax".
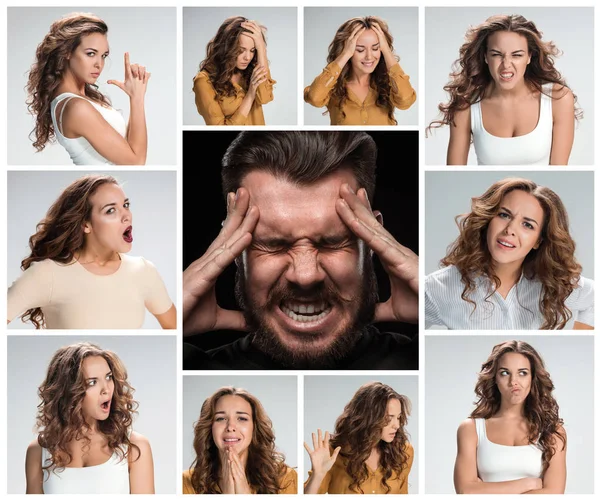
[{"xmin": 221, "ymin": 131, "xmax": 377, "ymax": 199}]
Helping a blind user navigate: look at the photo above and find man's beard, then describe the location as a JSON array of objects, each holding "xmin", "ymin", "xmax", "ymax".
[{"xmin": 235, "ymin": 253, "xmax": 379, "ymax": 368}]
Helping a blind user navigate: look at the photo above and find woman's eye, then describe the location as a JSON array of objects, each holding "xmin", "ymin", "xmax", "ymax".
[
  {"xmin": 106, "ymin": 208, "xmax": 115, "ymax": 214},
  {"xmin": 239, "ymin": 417, "xmax": 249, "ymax": 422},
  {"xmin": 523, "ymin": 222, "xmax": 534, "ymax": 230},
  {"xmin": 356, "ymin": 49, "xmax": 365, "ymax": 53},
  {"xmin": 88, "ymin": 380, "xmax": 97, "ymax": 386},
  {"xmin": 124, "ymin": 202, "xmax": 130, "ymax": 209},
  {"xmin": 498, "ymin": 212, "xmax": 509, "ymax": 219}
]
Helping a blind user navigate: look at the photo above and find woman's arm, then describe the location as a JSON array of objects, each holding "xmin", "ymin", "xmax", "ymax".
[
  {"xmin": 242, "ymin": 21, "xmax": 275, "ymax": 106},
  {"xmin": 7, "ymin": 261, "xmax": 53, "ymax": 325},
  {"xmin": 303, "ymin": 430, "xmax": 339, "ymax": 494},
  {"xmin": 398, "ymin": 443, "xmax": 414, "ymax": 493},
  {"xmin": 25, "ymin": 440, "xmax": 43, "ymax": 494},
  {"xmin": 454, "ymin": 419, "xmax": 542, "ymax": 494},
  {"xmin": 574, "ymin": 321, "xmax": 593, "ymax": 330},
  {"xmin": 549, "ymin": 85, "xmax": 575, "ymax": 165},
  {"xmin": 524, "ymin": 428, "xmax": 567, "ymax": 494},
  {"xmin": 447, "ymin": 107, "xmax": 471, "ymax": 165},
  {"xmin": 62, "ymin": 53, "xmax": 149, "ymax": 165},
  {"xmin": 129, "ymin": 431, "xmax": 155, "ymax": 494},
  {"xmin": 154, "ymin": 304, "xmax": 176, "ymax": 329}
]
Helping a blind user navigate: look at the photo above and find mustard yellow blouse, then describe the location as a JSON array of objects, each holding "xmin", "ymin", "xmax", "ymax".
[
  {"xmin": 182, "ymin": 466, "xmax": 297, "ymax": 494},
  {"xmin": 304, "ymin": 62, "xmax": 416, "ymax": 125},
  {"xmin": 305, "ymin": 443, "xmax": 414, "ymax": 494},
  {"xmin": 193, "ymin": 70, "xmax": 275, "ymax": 125}
]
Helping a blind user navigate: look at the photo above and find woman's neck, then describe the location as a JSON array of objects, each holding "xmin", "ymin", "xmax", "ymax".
[
  {"xmin": 76, "ymin": 244, "xmax": 119, "ymax": 266},
  {"xmin": 491, "ymin": 260, "xmax": 523, "ymax": 297},
  {"xmin": 349, "ymin": 71, "xmax": 371, "ymax": 86},
  {"xmin": 57, "ymin": 70, "xmax": 87, "ymax": 97},
  {"xmin": 488, "ymin": 79, "xmax": 532, "ymax": 100},
  {"xmin": 495, "ymin": 400, "xmax": 526, "ymax": 419}
]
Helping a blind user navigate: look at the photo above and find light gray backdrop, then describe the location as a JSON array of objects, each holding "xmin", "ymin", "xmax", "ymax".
[
  {"xmin": 425, "ymin": 7, "xmax": 594, "ymax": 165},
  {"xmin": 182, "ymin": 375, "xmax": 298, "ymax": 477},
  {"xmin": 425, "ymin": 335, "xmax": 594, "ymax": 493},
  {"xmin": 7, "ymin": 170, "xmax": 177, "ymax": 330},
  {"xmin": 183, "ymin": 7, "xmax": 298, "ymax": 126},
  {"xmin": 425, "ymin": 171, "xmax": 594, "ymax": 277},
  {"xmin": 304, "ymin": 7, "xmax": 419, "ymax": 126},
  {"xmin": 304, "ymin": 375, "xmax": 419, "ymax": 493},
  {"xmin": 7, "ymin": 7, "xmax": 177, "ymax": 165},
  {"xmin": 7, "ymin": 335, "xmax": 177, "ymax": 494}
]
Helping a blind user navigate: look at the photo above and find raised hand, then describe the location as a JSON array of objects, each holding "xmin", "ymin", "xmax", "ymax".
[
  {"xmin": 247, "ymin": 65, "xmax": 269, "ymax": 97},
  {"xmin": 336, "ymin": 184, "xmax": 418, "ymax": 324},
  {"xmin": 107, "ymin": 52, "xmax": 150, "ymax": 100},
  {"xmin": 370, "ymin": 22, "xmax": 393, "ymax": 57},
  {"xmin": 342, "ymin": 25, "xmax": 366, "ymax": 60},
  {"xmin": 303, "ymin": 429, "xmax": 341, "ymax": 477},
  {"xmin": 241, "ymin": 20, "xmax": 266, "ymax": 51},
  {"xmin": 182, "ymin": 188, "xmax": 259, "ymax": 336},
  {"xmin": 221, "ymin": 450, "xmax": 236, "ymax": 494},
  {"xmin": 229, "ymin": 449, "xmax": 252, "ymax": 494}
]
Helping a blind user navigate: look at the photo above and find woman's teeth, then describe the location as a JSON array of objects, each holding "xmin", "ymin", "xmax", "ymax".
[{"xmin": 500, "ymin": 72, "xmax": 514, "ymax": 81}]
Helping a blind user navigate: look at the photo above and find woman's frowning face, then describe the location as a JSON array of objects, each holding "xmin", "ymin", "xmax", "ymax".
[
  {"xmin": 485, "ymin": 31, "xmax": 531, "ymax": 90},
  {"xmin": 236, "ymin": 34, "xmax": 256, "ymax": 71},
  {"xmin": 67, "ymin": 32, "xmax": 109, "ymax": 85}
]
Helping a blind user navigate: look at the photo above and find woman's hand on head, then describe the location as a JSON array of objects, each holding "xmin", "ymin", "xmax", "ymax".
[
  {"xmin": 241, "ymin": 21, "xmax": 266, "ymax": 51},
  {"xmin": 342, "ymin": 25, "xmax": 366, "ymax": 61},
  {"xmin": 371, "ymin": 22, "xmax": 393, "ymax": 57},
  {"xmin": 303, "ymin": 429, "xmax": 341, "ymax": 477},
  {"xmin": 107, "ymin": 52, "xmax": 150, "ymax": 100}
]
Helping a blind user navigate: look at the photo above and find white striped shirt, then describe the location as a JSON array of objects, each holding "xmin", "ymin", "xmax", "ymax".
[{"xmin": 425, "ymin": 265, "xmax": 594, "ymax": 330}]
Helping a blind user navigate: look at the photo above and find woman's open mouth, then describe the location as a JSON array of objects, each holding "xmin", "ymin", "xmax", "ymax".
[
  {"xmin": 123, "ymin": 226, "xmax": 133, "ymax": 243},
  {"xmin": 100, "ymin": 400, "xmax": 111, "ymax": 412}
]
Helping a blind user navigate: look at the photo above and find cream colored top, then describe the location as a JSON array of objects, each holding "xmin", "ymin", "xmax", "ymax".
[
  {"xmin": 7, "ymin": 254, "xmax": 172, "ymax": 329},
  {"xmin": 182, "ymin": 466, "xmax": 297, "ymax": 494}
]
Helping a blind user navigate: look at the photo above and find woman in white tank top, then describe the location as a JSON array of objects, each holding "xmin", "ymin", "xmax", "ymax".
[
  {"xmin": 25, "ymin": 343, "xmax": 154, "ymax": 493},
  {"xmin": 454, "ymin": 340, "xmax": 566, "ymax": 494},
  {"xmin": 26, "ymin": 13, "xmax": 150, "ymax": 165},
  {"xmin": 428, "ymin": 14, "xmax": 580, "ymax": 165}
]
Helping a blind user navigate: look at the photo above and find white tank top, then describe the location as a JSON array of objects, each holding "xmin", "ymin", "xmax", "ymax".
[
  {"xmin": 471, "ymin": 83, "xmax": 554, "ymax": 165},
  {"xmin": 50, "ymin": 92, "xmax": 127, "ymax": 165},
  {"xmin": 41, "ymin": 445, "xmax": 130, "ymax": 493},
  {"xmin": 475, "ymin": 418, "xmax": 543, "ymax": 482}
]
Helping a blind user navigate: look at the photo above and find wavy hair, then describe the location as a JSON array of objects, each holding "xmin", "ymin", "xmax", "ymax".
[
  {"xmin": 20, "ymin": 174, "xmax": 119, "ymax": 328},
  {"xmin": 36, "ymin": 342, "xmax": 139, "ymax": 475},
  {"xmin": 327, "ymin": 17, "xmax": 398, "ymax": 124},
  {"xmin": 189, "ymin": 387, "xmax": 289, "ymax": 494},
  {"xmin": 331, "ymin": 382, "xmax": 411, "ymax": 493},
  {"xmin": 27, "ymin": 12, "xmax": 111, "ymax": 151},
  {"xmin": 428, "ymin": 14, "xmax": 580, "ymax": 132},
  {"xmin": 197, "ymin": 16, "xmax": 266, "ymax": 99},
  {"xmin": 441, "ymin": 177, "xmax": 581, "ymax": 330},
  {"xmin": 470, "ymin": 340, "xmax": 565, "ymax": 474}
]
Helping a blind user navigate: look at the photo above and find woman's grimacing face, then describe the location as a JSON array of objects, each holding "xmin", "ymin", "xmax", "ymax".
[
  {"xmin": 67, "ymin": 32, "xmax": 109, "ymax": 85},
  {"xmin": 211, "ymin": 395, "xmax": 254, "ymax": 457},
  {"xmin": 236, "ymin": 33, "xmax": 256, "ymax": 71},
  {"xmin": 485, "ymin": 31, "xmax": 531, "ymax": 90},
  {"xmin": 486, "ymin": 189, "xmax": 544, "ymax": 269},
  {"xmin": 380, "ymin": 398, "xmax": 402, "ymax": 443},
  {"xmin": 495, "ymin": 352, "xmax": 532, "ymax": 406},
  {"xmin": 81, "ymin": 355, "xmax": 114, "ymax": 424},
  {"xmin": 350, "ymin": 29, "xmax": 381, "ymax": 77},
  {"xmin": 84, "ymin": 183, "xmax": 133, "ymax": 254}
]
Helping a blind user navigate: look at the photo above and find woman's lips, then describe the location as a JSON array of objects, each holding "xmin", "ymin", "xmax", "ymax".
[
  {"xmin": 100, "ymin": 400, "xmax": 111, "ymax": 413},
  {"xmin": 123, "ymin": 226, "xmax": 133, "ymax": 243}
]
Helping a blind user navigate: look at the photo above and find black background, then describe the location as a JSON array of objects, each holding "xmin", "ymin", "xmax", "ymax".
[{"xmin": 183, "ymin": 131, "xmax": 419, "ymax": 351}]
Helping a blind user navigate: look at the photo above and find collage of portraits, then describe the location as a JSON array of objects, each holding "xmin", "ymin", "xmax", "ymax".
[{"xmin": 1, "ymin": 0, "xmax": 597, "ymax": 495}]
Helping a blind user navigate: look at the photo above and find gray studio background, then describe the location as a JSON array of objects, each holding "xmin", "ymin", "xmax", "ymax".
[
  {"xmin": 7, "ymin": 7, "xmax": 176, "ymax": 165},
  {"xmin": 7, "ymin": 170, "xmax": 177, "ymax": 330},
  {"xmin": 304, "ymin": 375, "xmax": 419, "ymax": 493},
  {"xmin": 425, "ymin": 7, "xmax": 594, "ymax": 165},
  {"xmin": 7, "ymin": 335, "xmax": 177, "ymax": 493},
  {"xmin": 182, "ymin": 375, "xmax": 298, "ymax": 476},
  {"xmin": 425, "ymin": 171, "xmax": 594, "ymax": 276},
  {"xmin": 183, "ymin": 7, "xmax": 298, "ymax": 126},
  {"xmin": 304, "ymin": 7, "xmax": 419, "ymax": 126},
  {"xmin": 425, "ymin": 335, "xmax": 594, "ymax": 493}
]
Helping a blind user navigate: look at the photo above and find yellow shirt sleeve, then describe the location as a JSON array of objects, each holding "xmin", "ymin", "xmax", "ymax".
[
  {"xmin": 397, "ymin": 443, "xmax": 415, "ymax": 493},
  {"xmin": 304, "ymin": 62, "xmax": 342, "ymax": 108},
  {"xmin": 255, "ymin": 68, "xmax": 276, "ymax": 106},
  {"xmin": 388, "ymin": 63, "xmax": 417, "ymax": 110},
  {"xmin": 182, "ymin": 470, "xmax": 195, "ymax": 494},
  {"xmin": 7, "ymin": 260, "xmax": 53, "ymax": 322},
  {"xmin": 192, "ymin": 72, "xmax": 248, "ymax": 126},
  {"xmin": 279, "ymin": 466, "xmax": 298, "ymax": 494}
]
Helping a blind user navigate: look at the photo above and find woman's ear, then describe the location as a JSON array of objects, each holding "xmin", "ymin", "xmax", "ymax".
[
  {"xmin": 83, "ymin": 222, "xmax": 91, "ymax": 234},
  {"xmin": 533, "ymin": 238, "xmax": 542, "ymax": 250}
]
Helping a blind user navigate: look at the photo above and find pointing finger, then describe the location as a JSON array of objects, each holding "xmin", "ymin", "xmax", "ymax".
[{"xmin": 124, "ymin": 52, "xmax": 132, "ymax": 77}]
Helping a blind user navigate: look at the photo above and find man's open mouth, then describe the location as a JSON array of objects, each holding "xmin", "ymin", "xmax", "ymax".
[{"xmin": 280, "ymin": 300, "xmax": 332, "ymax": 323}]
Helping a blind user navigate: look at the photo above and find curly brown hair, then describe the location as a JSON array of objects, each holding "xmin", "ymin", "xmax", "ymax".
[
  {"xmin": 26, "ymin": 12, "xmax": 111, "ymax": 151},
  {"xmin": 327, "ymin": 17, "xmax": 398, "ymax": 124},
  {"xmin": 470, "ymin": 340, "xmax": 565, "ymax": 474},
  {"xmin": 441, "ymin": 177, "xmax": 581, "ymax": 330},
  {"xmin": 331, "ymin": 382, "xmax": 412, "ymax": 493},
  {"xmin": 37, "ymin": 342, "xmax": 139, "ymax": 475},
  {"xmin": 197, "ymin": 16, "xmax": 266, "ymax": 99},
  {"xmin": 428, "ymin": 14, "xmax": 580, "ymax": 132},
  {"xmin": 20, "ymin": 174, "xmax": 119, "ymax": 328},
  {"xmin": 189, "ymin": 386, "xmax": 289, "ymax": 494}
]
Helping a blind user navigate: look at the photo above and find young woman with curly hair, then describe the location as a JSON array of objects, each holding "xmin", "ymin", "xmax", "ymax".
[
  {"xmin": 304, "ymin": 16, "xmax": 416, "ymax": 125},
  {"xmin": 27, "ymin": 12, "xmax": 150, "ymax": 165},
  {"xmin": 193, "ymin": 16, "xmax": 274, "ymax": 126},
  {"xmin": 428, "ymin": 14, "xmax": 579, "ymax": 165},
  {"xmin": 7, "ymin": 174, "xmax": 176, "ymax": 329},
  {"xmin": 182, "ymin": 386, "xmax": 297, "ymax": 494},
  {"xmin": 304, "ymin": 382, "xmax": 413, "ymax": 494},
  {"xmin": 425, "ymin": 178, "xmax": 593, "ymax": 330},
  {"xmin": 454, "ymin": 340, "xmax": 566, "ymax": 493},
  {"xmin": 25, "ymin": 342, "xmax": 154, "ymax": 493}
]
